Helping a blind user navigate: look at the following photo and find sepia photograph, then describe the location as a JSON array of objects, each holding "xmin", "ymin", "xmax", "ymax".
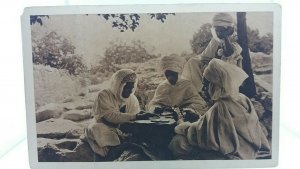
[{"xmin": 22, "ymin": 4, "xmax": 280, "ymax": 168}]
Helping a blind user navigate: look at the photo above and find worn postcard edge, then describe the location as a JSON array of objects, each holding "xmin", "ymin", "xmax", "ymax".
[{"xmin": 21, "ymin": 3, "xmax": 281, "ymax": 169}]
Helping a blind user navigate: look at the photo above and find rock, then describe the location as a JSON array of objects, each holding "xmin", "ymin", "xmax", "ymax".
[
  {"xmin": 261, "ymin": 111, "xmax": 272, "ymax": 137},
  {"xmin": 38, "ymin": 144, "xmax": 61, "ymax": 162},
  {"xmin": 251, "ymin": 100, "xmax": 265, "ymax": 119},
  {"xmin": 253, "ymin": 65, "xmax": 272, "ymax": 75},
  {"xmin": 62, "ymin": 100, "xmax": 93, "ymax": 111},
  {"xmin": 37, "ymin": 138, "xmax": 78, "ymax": 151},
  {"xmin": 36, "ymin": 103, "xmax": 64, "ymax": 123},
  {"xmin": 37, "ymin": 138, "xmax": 96, "ymax": 162},
  {"xmin": 62, "ymin": 98, "xmax": 74, "ymax": 103},
  {"xmin": 78, "ymin": 92, "xmax": 86, "ymax": 97},
  {"xmin": 260, "ymin": 122, "xmax": 269, "ymax": 137},
  {"xmin": 88, "ymin": 84, "xmax": 102, "ymax": 93},
  {"xmin": 84, "ymin": 92, "xmax": 98, "ymax": 103},
  {"xmin": 64, "ymin": 141, "xmax": 96, "ymax": 162},
  {"xmin": 65, "ymin": 129, "xmax": 84, "ymax": 139},
  {"xmin": 254, "ymin": 75, "xmax": 272, "ymax": 93},
  {"xmin": 260, "ymin": 92, "xmax": 272, "ymax": 112},
  {"xmin": 37, "ymin": 118, "xmax": 84, "ymax": 139},
  {"xmin": 114, "ymin": 150, "xmax": 147, "ymax": 161},
  {"xmin": 76, "ymin": 118, "xmax": 94, "ymax": 129},
  {"xmin": 63, "ymin": 109, "xmax": 91, "ymax": 121},
  {"xmin": 76, "ymin": 105, "xmax": 93, "ymax": 110}
]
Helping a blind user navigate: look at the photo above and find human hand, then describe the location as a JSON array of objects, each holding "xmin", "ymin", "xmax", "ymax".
[
  {"xmin": 215, "ymin": 26, "xmax": 234, "ymax": 39},
  {"xmin": 183, "ymin": 109, "xmax": 199, "ymax": 123},
  {"xmin": 136, "ymin": 112, "xmax": 159, "ymax": 120},
  {"xmin": 174, "ymin": 121, "xmax": 191, "ymax": 135},
  {"xmin": 153, "ymin": 107, "xmax": 164, "ymax": 115}
]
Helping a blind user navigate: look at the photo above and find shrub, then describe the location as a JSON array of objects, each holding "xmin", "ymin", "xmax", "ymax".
[
  {"xmin": 32, "ymin": 31, "xmax": 87, "ymax": 75},
  {"xmin": 190, "ymin": 23, "xmax": 273, "ymax": 55}
]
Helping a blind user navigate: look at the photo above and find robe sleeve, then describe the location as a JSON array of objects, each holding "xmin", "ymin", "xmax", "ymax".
[
  {"xmin": 221, "ymin": 42, "xmax": 243, "ymax": 68},
  {"xmin": 180, "ymin": 83, "xmax": 208, "ymax": 115},
  {"xmin": 199, "ymin": 38, "xmax": 221, "ymax": 66},
  {"xmin": 93, "ymin": 91, "xmax": 136, "ymax": 124},
  {"xmin": 148, "ymin": 82, "xmax": 169, "ymax": 112},
  {"xmin": 126, "ymin": 94, "xmax": 141, "ymax": 115}
]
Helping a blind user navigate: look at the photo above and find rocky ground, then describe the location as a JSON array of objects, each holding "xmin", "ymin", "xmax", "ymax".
[{"xmin": 35, "ymin": 53, "xmax": 273, "ymax": 162}]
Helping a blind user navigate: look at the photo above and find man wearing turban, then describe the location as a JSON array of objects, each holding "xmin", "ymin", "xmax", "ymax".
[
  {"xmin": 182, "ymin": 12, "xmax": 243, "ymax": 93},
  {"xmin": 84, "ymin": 69, "xmax": 156, "ymax": 157},
  {"xmin": 148, "ymin": 54, "xmax": 208, "ymax": 121},
  {"xmin": 169, "ymin": 59, "xmax": 270, "ymax": 160}
]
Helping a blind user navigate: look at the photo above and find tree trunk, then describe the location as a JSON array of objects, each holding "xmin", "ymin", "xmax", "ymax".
[{"xmin": 237, "ymin": 12, "xmax": 257, "ymax": 98}]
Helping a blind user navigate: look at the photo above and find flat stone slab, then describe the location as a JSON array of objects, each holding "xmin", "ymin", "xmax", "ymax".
[
  {"xmin": 37, "ymin": 138, "xmax": 96, "ymax": 162},
  {"xmin": 36, "ymin": 103, "xmax": 64, "ymax": 123},
  {"xmin": 63, "ymin": 109, "xmax": 91, "ymax": 121},
  {"xmin": 62, "ymin": 100, "xmax": 93, "ymax": 111},
  {"xmin": 37, "ymin": 118, "xmax": 84, "ymax": 139}
]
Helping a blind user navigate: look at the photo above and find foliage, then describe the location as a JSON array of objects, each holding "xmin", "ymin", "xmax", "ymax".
[
  {"xmin": 148, "ymin": 13, "xmax": 175, "ymax": 23},
  {"xmin": 190, "ymin": 23, "xmax": 213, "ymax": 55},
  {"xmin": 30, "ymin": 15, "xmax": 49, "ymax": 25},
  {"xmin": 103, "ymin": 40, "xmax": 157, "ymax": 64},
  {"xmin": 32, "ymin": 31, "xmax": 87, "ymax": 75},
  {"xmin": 31, "ymin": 13, "xmax": 174, "ymax": 32},
  {"xmin": 190, "ymin": 23, "xmax": 273, "ymax": 55},
  {"xmin": 90, "ymin": 40, "xmax": 158, "ymax": 80},
  {"xmin": 247, "ymin": 27, "xmax": 273, "ymax": 54},
  {"xmin": 97, "ymin": 13, "xmax": 175, "ymax": 32}
]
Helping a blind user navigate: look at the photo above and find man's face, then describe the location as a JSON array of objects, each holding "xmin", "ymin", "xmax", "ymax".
[
  {"xmin": 164, "ymin": 70, "xmax": 178, "ymax": 85},
  {"xmin": 214, "ymin": 26, "xmax": 234, "ymax": 39},
  {"xmin": 121, "ymin": 82, "xmax": 135, "ymax": 98}
]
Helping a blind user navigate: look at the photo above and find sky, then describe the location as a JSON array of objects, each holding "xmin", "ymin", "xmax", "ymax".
[{"xmin": 31, "ymin": 12, "xmax": 273, "ymax": 67}]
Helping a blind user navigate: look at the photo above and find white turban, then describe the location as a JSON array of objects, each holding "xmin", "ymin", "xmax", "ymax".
[
  {"xmin": 212, "ymin": 12, "xmax": 234, "ymax": 27},
  {"xmin": 203, "ymin": 59, "xmax": 248, "ymax": 100},
  {"xmin": 110, "ymin": 69, "xmax": 138, "ymax": 100},
  {"xmin": 160, "ymin": 54, "xmax": 186, "ymax": 74}
]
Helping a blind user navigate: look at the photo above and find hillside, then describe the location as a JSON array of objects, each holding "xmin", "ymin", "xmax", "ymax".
[{"xmin": 34, "ymin": 52, "xmax": 273, "ymax": 161}]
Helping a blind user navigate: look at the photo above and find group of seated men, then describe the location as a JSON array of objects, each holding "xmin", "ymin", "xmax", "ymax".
[{"xmin": 83, "ymin": 12, "xmax": 270, "ymax": 160}]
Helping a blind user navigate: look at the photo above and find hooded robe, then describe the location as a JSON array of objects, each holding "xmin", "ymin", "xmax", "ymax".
[
  {"xmin": 85, "ymin": 69, "xmax": 140, "ymax": 157},
  {"xmin": 169, "ymin": 59, "xmax": 270, "ymax": 159},
  {"xmin": 148, "ymin": 54, "xmax": 207, "ymax": 115},
  {"xmin": 182, "ymin": 12, "xmax": 243, "ymax": 92}
]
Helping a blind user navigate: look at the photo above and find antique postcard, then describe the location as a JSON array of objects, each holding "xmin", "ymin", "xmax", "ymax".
[{"xmin": 22, "ymin": 3, "xmax": 281, "ymax": 169}]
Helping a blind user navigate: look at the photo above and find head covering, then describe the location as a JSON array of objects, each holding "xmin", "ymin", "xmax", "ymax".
[
  {"xmin": 203, "ymin": 59, "xmax": 248, "ymax": 100},
  {"xmin": 109, "ymin": 69, "xmax": 138, "ymax": 100},
  {"xmin": 212, "ymin": 13, "xmax": 234, "ymax": 27},
  {"xmin": 160, "ymin": 54, "xmax": 186, "ymax": 74}
]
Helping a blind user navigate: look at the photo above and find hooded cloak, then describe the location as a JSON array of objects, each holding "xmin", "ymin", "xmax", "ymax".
[
  {"xmin": 182, "ymin": 13, "xmax": 243, "ymax": 92},
  {"xmin": 169, "ymin": 59, "xmax": 270, "ymax": 159},
  {"xmin": 85, "ymin": 69, "xmax": 140, "ymax": 156},
  {"xmin": 148, "ymin": 54, "xmax": 207, "ymax": 115}
]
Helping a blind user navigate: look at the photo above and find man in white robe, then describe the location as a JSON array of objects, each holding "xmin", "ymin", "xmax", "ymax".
[
  {"xmin": 182, "ymin": 12, "xmax": 243, "ymax": 92},
  {"xmin": 84, "ymin": 69, "xmax": 155, "ymax": 157},
  {"xmin": 148, "ymin": 54, "xmax": 208, "ymax": 120},
  {"xmin": 169, "ymin": 59, "xmax": 270, "ymax": 159}
]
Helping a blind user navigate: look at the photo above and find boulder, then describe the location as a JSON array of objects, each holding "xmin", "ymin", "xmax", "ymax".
[
  {"xmin": 36, "ymin": 103, "xmax": 64, "ymax": 123},
  {"xmin": 62, "ymin": 100, "xmax": 93, "ymax": 111},
  {"xmin": 37, "ymin": 138, "xmax": 96, "ymax": 162},
  {"xmin": 261, "ymin": 111, "xmax": 273, "ymax": 136},
  {"xmin": 251, "ymin": 100, "xmax": 265, "ymax": 120},
  {"xmin": 37, "ymin": 118, "xmax": 84, "ymax": 139},
  {"xmin": 88, "ymin": 84, "xmax": 102, "ymax": 93},
  {"xmin": 254, "ymin": 75, "xmax": 272, "ymax": 93},
  {"xmin": 260, "ymin": 92, "xmax": 272, "ymax": 112},
  {"xmin": 62, "ymin": 98, "xmax": 74, "ymax": 103},
  {"xmin": 63, "ymin": 109, "xmax": 91, "ymax": 121},
  {"xmin": 260, "ymin": 122, "xmax": 269, "ymax": 137},
  {"xmin": 253, "ymin": 65, "xmax": 272, "ymax": 75}
]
